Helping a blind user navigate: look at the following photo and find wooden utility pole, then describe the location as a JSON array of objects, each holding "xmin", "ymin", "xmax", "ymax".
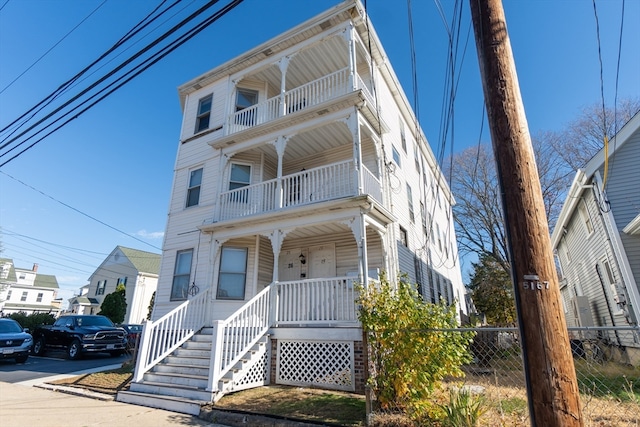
[{"xmin": 469, "ymin": 0, "xmax": 583, "ymax": 425}]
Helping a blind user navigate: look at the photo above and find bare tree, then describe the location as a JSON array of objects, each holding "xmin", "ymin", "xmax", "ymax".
[
  {"xmin": 446, "ymin": 98, "xmax": 640, "ymax": 276},
  {"xmin": 547, "ymin": 98, "xmax": 640, "ymax": 170}
]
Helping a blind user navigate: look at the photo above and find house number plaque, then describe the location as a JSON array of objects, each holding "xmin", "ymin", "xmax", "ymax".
[{"xmin": 522, "ymin": 274, "xmax": 549, "ymax": 291}]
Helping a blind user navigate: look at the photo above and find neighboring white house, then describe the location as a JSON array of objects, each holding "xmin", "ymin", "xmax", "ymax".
[
  {"xmin": 84, "ymin": 246, "xmax": 160, "ymax": 324},
  {"xmin": 0, "ymin": 259, "xmax": 60, "ymax": 316},
  {"xmin": 120, "ymin": 0, "xmax": 466, "ymax": 413},
  {"xmin": 67, "ymin": 284, "xmax": 97, "ymax": 315},
  {"xmin": 551, "ymin": 112, "xmax": 640, "ymax": 359}
]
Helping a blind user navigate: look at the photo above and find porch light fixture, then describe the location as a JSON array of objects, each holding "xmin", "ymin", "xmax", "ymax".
[{"xmin": 299, "ymin": 253, "xmax": 306, "ymax": 264}]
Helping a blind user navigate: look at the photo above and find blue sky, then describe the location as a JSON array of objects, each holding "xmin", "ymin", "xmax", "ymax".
[{"xmin": 1, "ymin": 0, "xmax": 638, "ymax": 305}]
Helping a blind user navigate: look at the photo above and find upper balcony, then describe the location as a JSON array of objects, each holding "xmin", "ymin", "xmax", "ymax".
[
  {"xmin": 216, "ymin": 159, "xmax": 382, "ymax": 222},
  {"xmin": 209, "ymin": 26, "xmax": 386, "ymax": 149}
]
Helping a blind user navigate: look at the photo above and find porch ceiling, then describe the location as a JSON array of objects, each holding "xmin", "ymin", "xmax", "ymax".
[
  {"xmin": 248, "ymin": 119, "xmax": 372, "ymax": 165},
  {"xmin": 250, "ymin": 35, "xmax": 350, "ymax": 91}
]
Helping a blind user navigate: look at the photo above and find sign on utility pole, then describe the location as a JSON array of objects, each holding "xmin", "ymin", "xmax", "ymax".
[{"xmin": 469, "ymin": 0, "xmax": 584, "ymax": 425}]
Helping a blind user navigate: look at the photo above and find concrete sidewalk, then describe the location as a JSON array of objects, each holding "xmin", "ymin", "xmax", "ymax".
[{"xmin": 0, "ymin": 381, "xmax": 230, "ymax": 427}]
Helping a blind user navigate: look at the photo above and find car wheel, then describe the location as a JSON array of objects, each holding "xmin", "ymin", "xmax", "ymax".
[
  {"xmin": 32, "ymin": 338, "xmax": 46, "ymax": 356},
  {"xmin": 67, "ymin": 339, "xmax": 82, "ymax": 360},
  {"xmin": 15, "ymin": 354, "xmax": 29, "ymax": 363}
]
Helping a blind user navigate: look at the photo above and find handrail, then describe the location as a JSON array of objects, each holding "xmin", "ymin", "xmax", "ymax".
[
  {"xmin": 134, "ymin": 287, "xmax": 211, "ymax": 382},
  {"xmin": 208, "ymin": 285, "xmax": 273, "ymax": 391}
]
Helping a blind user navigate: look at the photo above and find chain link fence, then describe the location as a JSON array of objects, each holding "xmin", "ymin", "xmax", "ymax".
[{"xmin": 368, "ymin": 326, "xmax": 640, "ymax": 426}]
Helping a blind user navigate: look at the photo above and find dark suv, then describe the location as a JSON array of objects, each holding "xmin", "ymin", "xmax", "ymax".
[{"xmin": 32, "ymin": 315, "xmax": 127, "ymax": 359}]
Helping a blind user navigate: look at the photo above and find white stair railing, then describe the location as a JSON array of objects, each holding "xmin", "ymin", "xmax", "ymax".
[
  {"xmin": 208, "ymin": 286, "xmax": 273, "ymax": 392},
  {"xmin": 134, "ymin": 287, "xmax": 211, "ymax": 382}
]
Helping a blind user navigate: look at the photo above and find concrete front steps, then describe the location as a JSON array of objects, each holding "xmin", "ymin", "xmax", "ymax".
[
  {"xmin": 117, "ymin": 328, "xmax": 215, "ymax": 415},
  {"xmin": 117, "ymin": 327, "xmax": 270, "ymax": 415}
]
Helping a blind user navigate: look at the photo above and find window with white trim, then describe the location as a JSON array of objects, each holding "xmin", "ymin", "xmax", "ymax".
[
  {"xmin": 171, "ymin": 249, "xmax": 193, "ymax": 301},
  {"xmin": 217, "ymin": 247, "xmax": 248, "ymax": 300},
  {"xmin": 392, "ymin": 146, "xmax": 401, "ymax": 167},
  {"xmin": 20, "ymin": 291, "xmax": 27, "ymax": 302},
  {"xmin": 96, "ymin": 280, "xmax": 106, "ymax": 295},
  {"xmin": 579, "ymin": 200, "xmax": 593, "ymax": 234},
  {"xmin": 36, "ymin": 293, "xmax": 43, "ymax": 302},
  {"xmin": 406, "ymin": 184, "xmax": 414, "ymax": 222},
  {"xmin": 186, "ymin": 168, "xmax": 203, "ymax": 207},
  {"xmin": 195, "ymin": 94, "xmax": 213, "ymax": 133}
]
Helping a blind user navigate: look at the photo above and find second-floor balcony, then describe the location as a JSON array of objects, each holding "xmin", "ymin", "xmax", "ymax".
[
  {"xmin": 217, "ymin": 160, "xmax": 382, "ymax": 222},
  {"xmin": 223, "ymin": 67, "xmax": 377, "ymax": 140}
]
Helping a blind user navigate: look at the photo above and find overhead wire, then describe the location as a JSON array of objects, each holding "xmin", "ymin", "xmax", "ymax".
[
  {"xmin": 0, "ymin": 0, "xmax": 218, "ymax": 152},
  {"xmin": 0, "ymin": 0, "xmax": 108, "ymax": 95},
  {"xmin": 0, "ymin": 0, "xmax": 181, "ymax": 139},
  {"xmin": 0, "ymin": 0, "xmax": 244, "ymax": 167},
  {"xmin": 1, "ymin": 170, "xmax": 162, "ymax": 250}
]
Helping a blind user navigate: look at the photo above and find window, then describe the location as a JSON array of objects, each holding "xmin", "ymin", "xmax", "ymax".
[
  {"xmin": 195, "ymin": 94, "xmax": 213, "ymax": 133},
  {"xmin": 407, "ymin": 184, "xmax": 414, "ymax": 222},
  {"xmin": 21, "ymin": 291, "xmax": 27, "ymax": 302},
  {"xmin": 229, "ymin": 163, "xmax": 251, "ymax": 203},
  {"xmin": 399, "ymin": 226, "xmax": 408, "ymax": 247},
  {"xmin": 420, "ymin": 202, "xmax": 427, "ymax": 234},
  {"xmin": 19, "ymin": 273, "xmax": 26, "ymax": 280},
  {"xmin": 392, "ymin": 146, "xmax": 401, "ymax": 167},
  {"xmin": 186, "ymin": 168, "xmax": 203, "ymax": 207},
  {"xmin": 217, "ymin": 247, "xmax": 248, "ymax": 300},
  {"xmin": 36, "ymin": 293, "xmax": 43, "ymax": 302},
  {"xmin": 579, "ymin": 201, "xmax": 593, "ymax": 234},
  {"xmin": 96, "ymin": 280, "xmax": 106, "ymax": 296},
  {"xmin": 235, "ymin": 88, "xmax": 259, "ymax": 126},
  {"xmin": 117, "ymin": 277, "xmax": 127, "ymax": 287},
  {"xmin": 6, "ymin": 290, "xmax": 11, "ymax": 300},
  {"xmin": 171, "ymin": 249, "xmax": 193, "ymax": 301}
]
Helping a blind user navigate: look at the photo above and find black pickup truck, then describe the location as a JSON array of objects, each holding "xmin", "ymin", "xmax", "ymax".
[{"xmin": 32, "ymin": 315, "xmax": 127, "ymax": 360}]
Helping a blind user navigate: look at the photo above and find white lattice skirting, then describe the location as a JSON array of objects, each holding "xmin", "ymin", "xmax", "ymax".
[
  {"xmin": 276, "ymin": 340, "xmax": 355, "ymax": 392},
  {"xmin": 235, "ymin": 349, "xmax": 270, "ymax": 392}
]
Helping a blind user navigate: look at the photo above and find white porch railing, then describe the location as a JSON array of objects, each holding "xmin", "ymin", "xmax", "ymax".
[
  {"xmin": 218, "ymin": 179, "xmax": 278, "ymax": 221},
  {"xmin": 226, "ymin": 67, "xmax": 352, "ymax": 136},
  {"xmin": 207, "ymin": 285, "xmax": 273, "ymax": 392},
  {"xmin": 362, "ymin": 165, "xmax": 382, "ymax": 204},
  {"xmin": 218, "ymin": 160, "xmax": 357, "ymax": 221},
  {"xmin": 274, "ymin": 277, "xmax": 359, "ymax": 325},
  {"xmin": 133, "ymin": 287, "xmax": 211, "ymax": 382},
  {"xmin": 282, "ymin": 160, "xmax": 355, "ymax": 208},
  {"xmin": 134, "ymin": 278, "xmax": 360, "ymax": 394}
]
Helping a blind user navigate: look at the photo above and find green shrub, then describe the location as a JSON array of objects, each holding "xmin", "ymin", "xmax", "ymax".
[
  {"xmin": 440, "ymin": 388, "xmax": 487, "ymax": 427},
  {"xmin": 8, "ymin": 312, "xmax": 55, "ymax": 331},
  {"xmin": 357, "ymin": 272, "xmax": 474, "ymax": 420}
]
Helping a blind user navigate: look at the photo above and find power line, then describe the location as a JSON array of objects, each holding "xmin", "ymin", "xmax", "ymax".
[
  {"xmin": 0, "ymin": 0, "xmax": 108, "ymax": 95},
  {"xmin": 0, "ymin": 170, "xmax": 162, "ymax": 250}
]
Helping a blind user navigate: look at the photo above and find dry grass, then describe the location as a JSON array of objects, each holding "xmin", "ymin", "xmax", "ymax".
[{"xmin": 48, "ymin": 362, "xmax": 639, "ymax": 426}]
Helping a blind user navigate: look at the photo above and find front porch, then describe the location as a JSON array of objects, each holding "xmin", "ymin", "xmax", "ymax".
[{"xmin": 120, "ymin": 277, "xmax": 364, "ymax": 414}]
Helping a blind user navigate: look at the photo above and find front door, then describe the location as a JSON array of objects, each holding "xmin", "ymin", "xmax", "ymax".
[
  {"xmin": 278, "ymin": 248, "xmax": 303, "ymax": 282},
  {"xmin": 308, "ymin": 244, "xmax": 336, "ymax": 279}
]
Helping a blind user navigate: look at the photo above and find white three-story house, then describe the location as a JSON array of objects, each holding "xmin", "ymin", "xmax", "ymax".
[{"xmin": 120, "ymin": 0, "xmax": 466, "ymax": 414}]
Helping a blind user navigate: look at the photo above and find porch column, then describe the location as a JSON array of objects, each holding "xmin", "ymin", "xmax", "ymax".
[
  {"xmin": 346, "ymin": 215, "xmax": 369, "ymax": 287},
  {"xmin": 214, "ymin": 154, "xmax": 231, "ymax": 221},
  {"xmin": 270, "ymin": 136, "xmax": 288, "ymax": 209},
  {"xmin": 265, "ymin": 229, "xmax": 285, "ymax": 283},
  {"xmin": 348, "ymin": 114, "xmax": 364, "ymax": 195},
  {"xmin": 343, "ymin": 23, "xmax": 356, "ymax": 91},
  {"xmin": 279, "ymin": 56, "xmax": 290, "ymax": 117}
]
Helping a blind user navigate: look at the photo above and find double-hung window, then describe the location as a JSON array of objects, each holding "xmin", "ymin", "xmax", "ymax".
[
  {"xmin": 36, "ymin": 293, "xmax": 43, "ymax": 302},
  {"xmin": 20, "ymin": 291, "xmax": 27, "ymax": 302},
  {"xmin": 171, "ymin": 249, "xmax": 193, "ymax": 301},
  {"xmin": 195, "ymin": 94, "xmax": 213, "ymax": 133},
  {"xmin": 186, "ymin": 168, "xmax": 203, "ymax": 207},
  {"xmin": 235, "ymin": 88, "xmax": 259, "ymax": 126},
  {"xmin": 229, "ymin": 163, "xmax": 251, "ymax": 203},
  {"xmin": 96, "ymin": 280, "xmax": 106, "ymax": 295},
  {"xmin": 407, "ymin": 184, "xmax": 414, "ymax": 222},
  {"xmin": 217, "ymin": 247, "xmax": 248, "ymax": 300}
]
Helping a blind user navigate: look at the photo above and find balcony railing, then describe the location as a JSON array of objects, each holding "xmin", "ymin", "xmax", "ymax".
[
  {"xmin": 219, "ymin": 160, "xmax": 365, "ymax": 221},
  {"xmin": 274, "ymin": 277, "xmax": 359, "ymax": 325},
  {"xmin": 227, "ymin": 67, "xmax": 371, "ymax": 136}
]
